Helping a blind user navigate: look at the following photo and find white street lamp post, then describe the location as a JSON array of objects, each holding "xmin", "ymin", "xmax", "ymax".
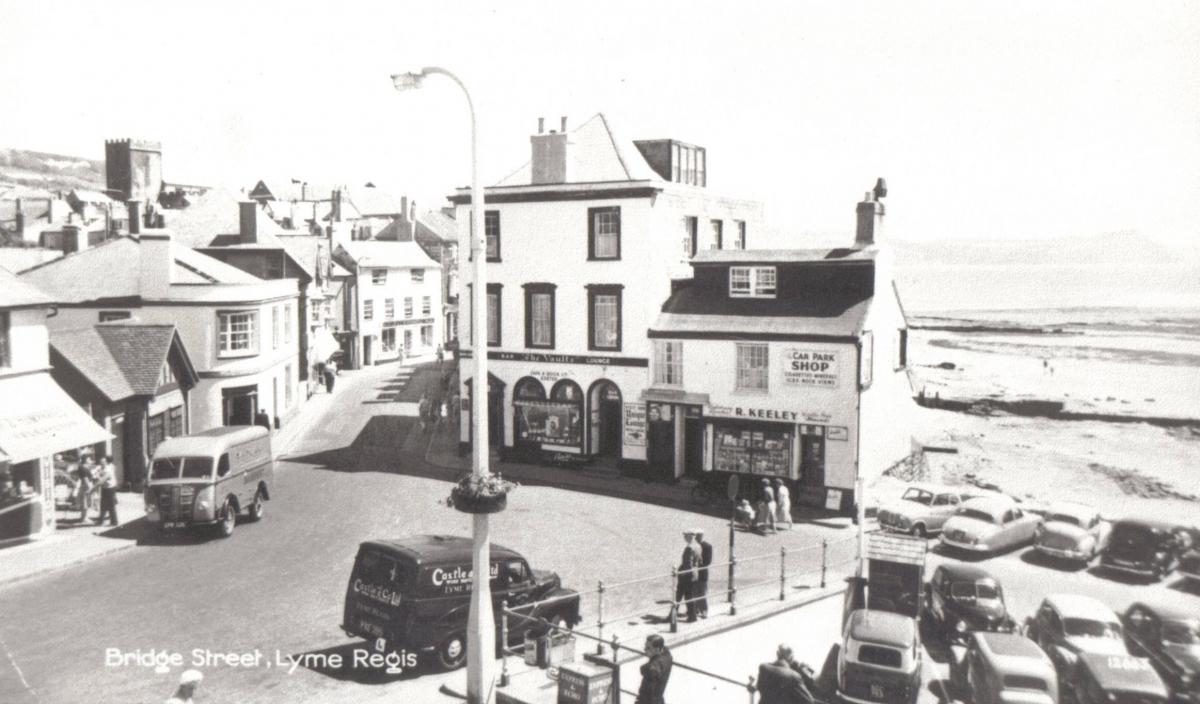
[{"xmin": 392, "ymin": 66, "xmax": 495, "ymax": 704}]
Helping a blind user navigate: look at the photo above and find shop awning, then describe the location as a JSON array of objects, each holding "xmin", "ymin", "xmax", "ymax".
[
  {"xmin": 313, "ymin": 327, "xmax": 341, "ymax": 362},
  {"xmin": 0, "ymin": 373, "xmax": 111, "ymax": 464},
  {"xmin": 641, "ymin": 387, "xmax": 711, "ymax": 406}
]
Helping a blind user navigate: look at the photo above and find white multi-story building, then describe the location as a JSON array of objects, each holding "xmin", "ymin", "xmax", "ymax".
[
  {"xmin": 333, "ymin": 240, "xmax": 443, "ymax": 367},
  {"xmin": 20, "ymin": 231, "xmax": 302, "ymax": 433},
  {"xmin": 451, "ymin": 114, "xmax": 764, "ymax": 472}
]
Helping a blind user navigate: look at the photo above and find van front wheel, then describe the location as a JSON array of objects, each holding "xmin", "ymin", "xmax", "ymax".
[
  {"xmin": 218, "ymin": 500, "xmax": 236, "ymax": 537},
  {"xmin": 436, "ymin": 633, "xmax": 467, "ymax": 671}
]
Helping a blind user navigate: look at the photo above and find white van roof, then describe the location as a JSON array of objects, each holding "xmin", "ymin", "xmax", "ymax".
[{"xmin": 152, "ymin": 425, "xmax": 269, "ymax": 459}]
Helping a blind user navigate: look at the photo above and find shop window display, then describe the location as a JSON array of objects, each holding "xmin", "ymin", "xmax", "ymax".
[
  {"xmin": 713, "ymin": 425, "xmax": 792, "ymax": 477},
  {"xmin": 513, "ymin": 379, "xmax": 584, "ymax": 448}
]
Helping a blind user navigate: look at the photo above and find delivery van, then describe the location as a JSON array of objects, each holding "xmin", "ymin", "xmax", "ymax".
[
  {"xmin": 342, "ymin": 535, "xmax": 581, "ymax": 670},
  {"xmin": 144, "ymin": 425, "xmax": 273, "ymax": 537}
]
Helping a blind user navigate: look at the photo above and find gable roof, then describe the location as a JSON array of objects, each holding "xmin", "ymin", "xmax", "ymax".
[
  {"xmin": 18, "ymin": 235, "xmax": 268, "ymax": 304},
  {"xmin": 336, "ymin": 240, "xmax": 439, "ymax": 269},
  {"xmin": 0, "ymin": 266, "xmax": 54, "ymax": 308},
  {"xmin": 50, "ymin": 323, "xmax": 197, "ymax": 401},
  {"xmin": 493, "ymin": 113, "xmax": 661, "ymax": 187}
]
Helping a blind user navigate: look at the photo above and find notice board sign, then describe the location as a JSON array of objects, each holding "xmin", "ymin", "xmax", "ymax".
[
  {"xmin": 623, "ymin": 403, "xmax": 646, "ymax": 446},
  {"xmin": 783, "ymin": 348, "xmax": 839, "ymax": 388}
]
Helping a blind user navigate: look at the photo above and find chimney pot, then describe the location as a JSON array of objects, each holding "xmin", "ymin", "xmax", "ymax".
[
  {"xmin": 538, "ymin": 117, "xmax": 545, "ymax": 134},
  {"xmin": 855, "ymin": 183, "xmax": 886, "ymax": 248},
  {"xmin": 239, "ymin": 201, "xmax": 258, "ymax": 244},
  {"xmin": 560, "ymin": 116, "xmax": 567, "ymax": 132}
]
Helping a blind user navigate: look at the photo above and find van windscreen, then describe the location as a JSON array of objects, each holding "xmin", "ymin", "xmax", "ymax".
[{"xmin": 151, "ymin": 457, "xmax": 213, "ymax": 480}]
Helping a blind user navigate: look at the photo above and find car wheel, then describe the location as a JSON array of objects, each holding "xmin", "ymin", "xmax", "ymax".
[
  {"xmin": 247, "ymin": 491, "xmax": 265, "ymax": 522},
  {"xmin": 437, "ymin": 633, "xmax": 467, "ymax": 671},
  {"xmin": 911, "ymin": 524, "xmax": 927, "ymax": 539},
  {"xmin": 218, "ymin": 499, "xmax": 236, "ymax": 537}
]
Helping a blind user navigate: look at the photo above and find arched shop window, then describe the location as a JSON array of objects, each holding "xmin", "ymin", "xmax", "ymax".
[
  {"xmin": 513, "ymin": 377, "xmax": 546, "ymax": 401},
  {"xmin": 550, "ymin": 379, "xmax": 583, "ymax": 403}
]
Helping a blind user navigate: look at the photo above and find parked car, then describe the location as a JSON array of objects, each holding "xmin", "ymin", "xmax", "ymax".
[
  {"xmin": 1178, "ymin": 527, "xmax": 1200, "ymax": 587},
  {"xmin": 925, "ymin": 563, "xmax": 1016, "ymax": 644},
  {"xmin": 1023, "ymin": 595, "xmax": 1128, "ymax": 690},
  {"xmin": 1034, "ymin": 501, "xmax": 1109, "ymax": 565},
  {"xmin": 837, "ymin": 609, "xmax": 922, "ymax": 704},
  {"xmin": 1101, "ymin": 517, "xmax": 1189, "ymax": 581},
  {"xmin": 1070, "ymin": 652, "xmax": 1169, "ymax": 704},
  {"xmin": 876, "ymin": 483, "xmax": 969, "ymax": 538},
  {"xmin": 940, "ymin": 495, "xmax": 1043, "ymax": 555},
  {"xmin": 342, "ymin": 535, "xmax": 581, "ymax": 671},
  {"xmin": 954, "ymin": 631, "xmax": 1058, "ymax": 704},
  {"xmin": 1122, "ymin": 601, "xmax": 1200, "ymax": 703}
]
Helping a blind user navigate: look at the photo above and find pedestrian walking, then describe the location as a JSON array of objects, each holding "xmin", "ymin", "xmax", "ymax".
[
  {"xmin": 756, "ymin": 478, "xmax": 777, "ymax": 533},
  {"xmin": 74, "ymin": 458, "xmax": 95, "ymax": 522},
  {"xmin": 774, "ymin": 478, "xmax": 793, "ymax": 530},
  {"xmin": 756, "ymin": 644, "xmax": 815, "ymax": 704},
  {"xmin": 636, "ymin": 635, "xmax": 673, "ymax": 704},
  {"xmin": 164, "ymin": 669, "xmax": 203, "ymax": 704},
  {"xmin": 671, "ymin": 530, "xmax": 699, "ymax": 623},
  {"xmin": 254, "ymin": 409, "xmax": 271, "ymax": 430},
  {"xmin": 694, "ymin": 528, "xmax": 712, "ymax": 619},
  {"xmin": 436, "ymin": 344, "xmax": 444, "ymax": 367},
  {"xmin": 95, "ymin": 456, "xmax": 119, "ymax": 526},
  {"xmin": 418, "ymin": 393, "xmax": 431, "ymax": 432},
  {"xmin": 315, "ymin": 360, "xmax": 327, "ymax": 392},
  {"xmin": 324, "ymin": 362, "xmax": 336, "ymax": 393}
]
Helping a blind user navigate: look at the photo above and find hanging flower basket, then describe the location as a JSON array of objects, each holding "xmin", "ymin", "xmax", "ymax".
[{"xmin": 447, "ymin": 473, "xmax": 517, "ymax": 514}]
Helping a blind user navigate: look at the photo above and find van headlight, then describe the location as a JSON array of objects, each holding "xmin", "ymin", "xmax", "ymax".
[
  {"xmin": 144, "ymin": 490, "xmax": 157, "ymax": 514},
  {"xmin": 955, "ymin": 620, "xmax": 967, "ymax": 633},
  {"xmin": 194, "ymin": 487, "xmax": 215, "ymax": 517}
]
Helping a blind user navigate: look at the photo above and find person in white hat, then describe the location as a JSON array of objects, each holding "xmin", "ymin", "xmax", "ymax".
[{"xmin": 166, "ymin": 669, "xmax": 202, "ymax": 704}]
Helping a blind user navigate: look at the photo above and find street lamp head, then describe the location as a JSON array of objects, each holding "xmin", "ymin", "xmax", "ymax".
[{"xmin": 391, "ymin": 70, "xmax": 427, "ymax": 92}]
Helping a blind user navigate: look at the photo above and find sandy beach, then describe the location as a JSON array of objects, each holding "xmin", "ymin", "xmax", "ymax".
[{"xmin": 873, "ymin": 306, "xmax": 1200, "ymax": 527}]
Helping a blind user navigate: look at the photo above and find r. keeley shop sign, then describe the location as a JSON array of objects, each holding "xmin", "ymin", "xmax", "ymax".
[{"xmin": 782, "ymin": 348, "xmax": 839, "ymax": 388}]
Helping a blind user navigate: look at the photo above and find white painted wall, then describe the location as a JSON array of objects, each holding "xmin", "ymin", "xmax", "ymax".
[{"xmin": 3, "ymin": 307, "xmax": 51, "ymax": 372}]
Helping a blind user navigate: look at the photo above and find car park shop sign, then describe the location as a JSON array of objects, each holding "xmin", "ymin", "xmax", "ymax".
[{"xmin": 783, "ymin": 348, "xmax": 839, "ymax": 388}]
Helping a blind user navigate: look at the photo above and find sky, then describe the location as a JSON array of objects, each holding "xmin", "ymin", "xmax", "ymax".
[{"xmin": 2, "ymin": 0, "xmax": 1198, "ymax": 246}]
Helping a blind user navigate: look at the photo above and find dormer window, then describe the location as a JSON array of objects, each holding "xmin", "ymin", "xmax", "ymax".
[{"xmin": 729, "ymin": 266, "xmax": 776, "ymax": 298}]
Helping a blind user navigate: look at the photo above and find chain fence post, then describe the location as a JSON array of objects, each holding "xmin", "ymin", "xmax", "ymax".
[
  {"xmin": 500, "ymin": 599, "xmax": 509, "ymax": 687},
  {"xmin": 612, "ymin": 635, "xmax": 621, "ymax": 704},
  {"xmin": 596, "ymin": 579, "xmax": 605, "ymax": 655},
  {"xmin": 779, "ymin": 546, "xmax": 787, "ymax": 601},
  {"xmin": 747, "ymin": 675, "xmax": 757, "ymax": 704},
  {"xmin": 670, "ymin": 565, "xmax": 679, "ymax": 633},
  {"xmin": 821, "ymin": 539, "xmax": 828, "ymax": 589}
]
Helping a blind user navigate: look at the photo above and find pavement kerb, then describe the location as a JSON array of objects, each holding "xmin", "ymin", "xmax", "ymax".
[{"xmin": 0, "ymin": 531, "xmax": 139, "ymax": 588}]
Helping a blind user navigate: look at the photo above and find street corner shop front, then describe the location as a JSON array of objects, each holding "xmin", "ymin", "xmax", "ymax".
[{"xmin": 642, "ymin": 391, "xmax": 858, "ymax": 512}]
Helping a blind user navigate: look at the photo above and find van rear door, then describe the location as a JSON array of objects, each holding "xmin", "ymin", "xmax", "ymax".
[{"xmin": 344, "ymin": 547, "xmax": 411, "ymax": 642}]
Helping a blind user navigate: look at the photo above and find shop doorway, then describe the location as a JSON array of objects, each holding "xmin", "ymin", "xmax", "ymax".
[
  {"xmin": 646, "ymin": 403, "xmax": 675, "ymax": 479},
  {"xmin": 800, "ymin": 433, "xmax": 826, "ymax": 490},
  {"xmin": 222, "ymin": 385, "xmax": 258, "ymax": 426},
  {"xmin": 363, "ymin": 336, "xmax": 374, "ymax": 366},
  {"xmin": 684, "ymin": 416, "xmax": 704, "ymax": 476},
  {"xmin": 110, "ymin": 415, "xmax": 126, "ymax": 486},
  {"xmin": 588, "ymin": 380, "xmax": 622, "ymax": 458}
]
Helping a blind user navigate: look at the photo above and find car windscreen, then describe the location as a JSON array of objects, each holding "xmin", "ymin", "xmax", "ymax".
[
  {"xmin": 1002, "ymin": 675, "xmax": 1048, "ymax": 691},
  {"xmin": 1111, "ymin": 523, "xmax": 1163, "ymax": 544},
  {"xmin": 151, "ymin": 457, "xmax": 213, "ymax": 480},
  {"xmin": 901, "ymin": 489, "xmax": 931, "ymax": 505},
  {"xmin": 857, "ymin": 644, "xmax": 902, "ymax": 668},
  {"xmin": 950, "ymin": 582, "xmax": 999, "ymax": 600},
  {"xmin": 1047, "ymin": 513, "xmax": 1082, "ymax": 526},
  {"xmin": 959, "ymin": 508, "xmax": 998, "ymax": 524},
  {"xmin": 1064, "ymin": 618, "xmax": 1122, "ymax": 639},
  {"xmin": 1163, "ymin": 620, "xmax": 1200, "ymax": 645}
]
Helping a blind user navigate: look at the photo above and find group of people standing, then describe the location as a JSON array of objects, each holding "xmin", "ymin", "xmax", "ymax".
[
  {"xmin": 66, "ymin": 453, "xmax": 119, "ymax": 526},
  {"xmin": 672, "ymin": 528, "xmax": 713, "ymax": 624},
  {"xmin": 734, "ymin": 477, "xmax": 793, "ymax": 534}
]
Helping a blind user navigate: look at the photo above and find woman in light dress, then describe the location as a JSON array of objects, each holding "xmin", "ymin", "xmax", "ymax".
[{"xmin": 773, "ymin": 477, "xmax": 793, "ymax": 530}]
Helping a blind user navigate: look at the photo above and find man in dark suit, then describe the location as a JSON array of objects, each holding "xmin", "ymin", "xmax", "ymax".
[
  {"xmin": 756, "ymin": 644, "xmax": 815, "ymax": 704},
  {"xmin": 673, "ymin": 531, "xmax": 698, "ymax": 623},
  {"xmin": 636, "ymin": 635, "xmax": 673, "ymax": 704},
  {"xmin": 694, "ymin": 528, "xmax": 713, "ymax": 619}
]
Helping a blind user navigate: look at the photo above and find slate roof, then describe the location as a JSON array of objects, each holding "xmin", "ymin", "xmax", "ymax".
[
  {"xmin": 18, "ymin": 235, "xmax": 269, "ymax": 303},
  {"xmin": 0, "ymin": 266, "xmax": 53, "ymax": 308},
  {"xmin": 50, "ymin": 323, "xmax": 196, "ymax": 401},
  {"xmin": 493, "ymin": 113, "xmax": 661, "ymax": 186},
  {"xmin": 336, "ymin": 240, "xmax": 439, "ymax": 268},
  {"xmin": 346, "ymin": 187, "xmax": 405, "ymax": 217}
]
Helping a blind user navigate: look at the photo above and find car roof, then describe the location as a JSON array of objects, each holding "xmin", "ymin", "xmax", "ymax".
[
  {"xmin": 1077, "ymin": 653, "xmax": 1167, "ymax": 695},
  {"xmin": 904, "ymin": 482, "xmax": 955, "ymax": 494},
  {"xmin": 961, "ymin": 495, "xmax": 1018, "ymax": 514},
  {"xmin": 937, "ymin": 563, "xmax": 996, "ymax": 582},
  {"xmin": 1127, "ymin": 600, "xmax": 1200, "ymax": 625},
  {"xmin": 153, "ymin": 425, "xmax": 269, "ymax": 458},
  {"xmin": 361, "ymin": 535, "xmax": 523, "ymax": 566},
  {"xmin": 1045, "ymin": 594, "xmax": 1119, "ymax": 621},
  {"xmin": 848, "ymin": 609, "xmax": 916, "ymax": 646},
  {"xmin": 1112, "ymin": 517, "xmax": 1177, "ymax": 532},
  {"xmin": 975, "ymin": 631, "xmax": 1049, "ymax": 661}
]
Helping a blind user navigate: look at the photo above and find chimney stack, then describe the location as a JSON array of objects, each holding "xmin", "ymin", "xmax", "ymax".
[
  {"xmin": 127, "ymin": 199, "xmax": 142, "ymax": 235},
  {"xmin": 855, "ymin": 178, "xmax": 886, "ymax": 248},
  {"xmin": 401, "ymin": 196, "xmax": 408, "ymax": 221},
  {"xmin": 332, "ymin": 189, "xmax": 342, "ymax": 223},
  {"xmin": 14, "ymin": 198, "xmax": 24, "ymax": 240},
  {"xmin": 560, "ymin": 116, "xmax": 567, "ymax": 132},
  {"xmin": 62, "ymin": 223, "xmax": 83, "ymax": 255},
  {"xmin": 138, "ymin": 230, "xmax": 173, "ymax": 299},
  {"xmin": 239, "ymin": 201, "xmax": 258, "ymax": 244},
  {"xmin": 538, "ymin": 117, "xmax": 545, "ymax": 134},
  {"xmin": 531, "ymin": 116, "xmax": 571, "ymax": 185}
]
